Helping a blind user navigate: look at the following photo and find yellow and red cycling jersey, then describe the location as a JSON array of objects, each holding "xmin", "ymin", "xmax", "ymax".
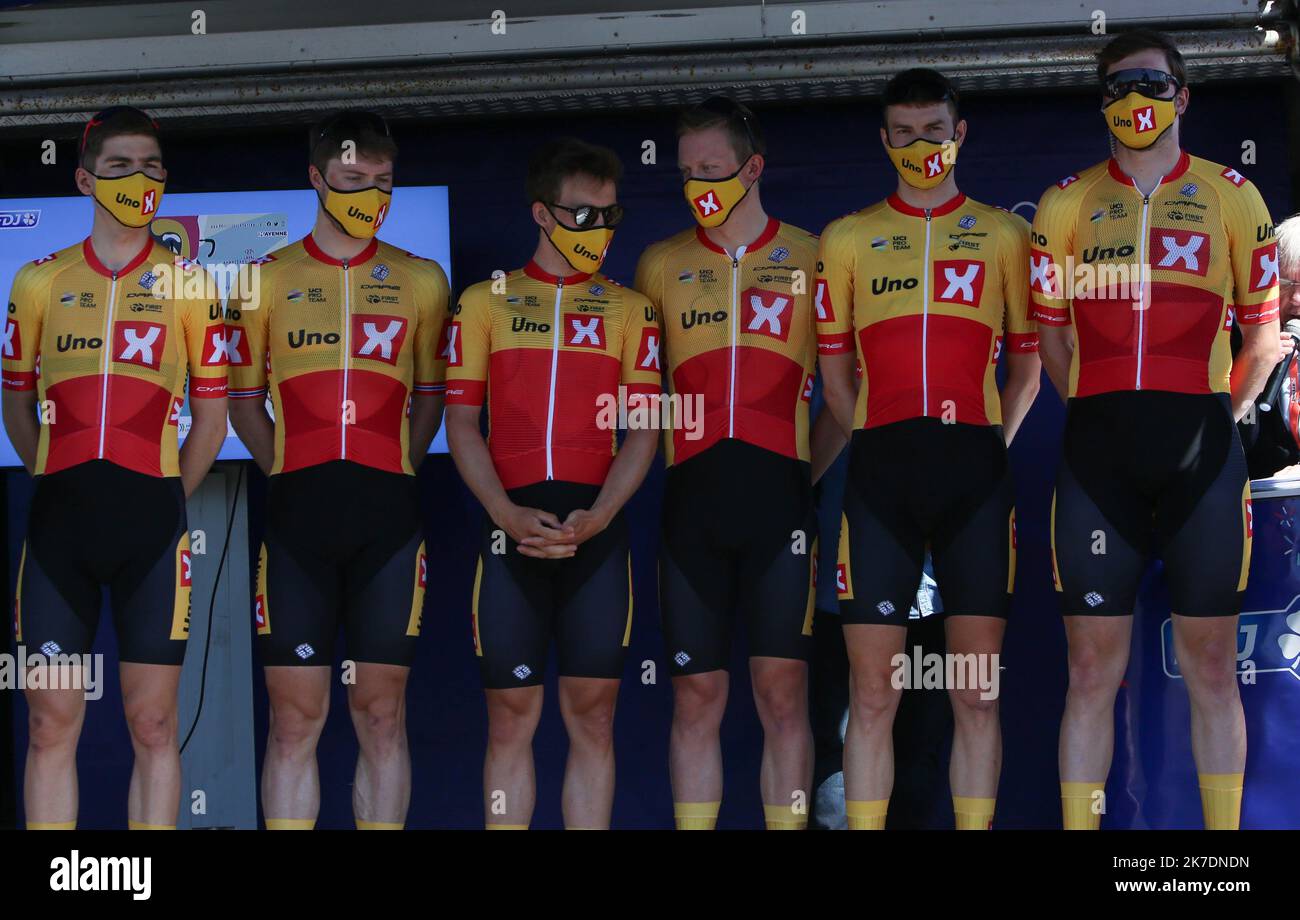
[
  {"xmin": 634, "ymin": 217, "xmax": 819, "ymax": 466},
  {"xmin": 815, "ymin": 193, "xmax": 1037, "ymax": 430},
  {"xmin": 2, "ymin": 237, "xmax": 228, "ymax": 477},
  {"xmin": 445, "ymin": 261, "xmax": 662, "ymax": 490},
  {"xmin": 1030, "ymin": 152, "xmax": 1279, "ymax": 397},
  {"xmin": 225, "ymin": 235, "xmax": 450, "ymax": 476}
]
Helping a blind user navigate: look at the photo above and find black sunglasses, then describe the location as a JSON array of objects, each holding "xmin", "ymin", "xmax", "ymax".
[
  {"xmin": 311, "ymin": 111, "xmax": 391, "ymax": 152},
  {"xmin": 80, "ymin": 105, "xmax": 159, "ymax": 157},
  {"xmin": 699, "ymin": 95, "xmax": 760, "ymax": 157},
  {"xmin": 1103, "ymin": 68, "xmax": 1181, "ymax": 100},
  {"xmin": 548, "ymin": 202, "xmax": 625, "ymax": 229}
]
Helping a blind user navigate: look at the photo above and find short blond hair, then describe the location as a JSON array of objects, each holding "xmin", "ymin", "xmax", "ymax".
[{"xmin": 1276, "ymin": 214, "xmax": 1300, "ymax": 279}]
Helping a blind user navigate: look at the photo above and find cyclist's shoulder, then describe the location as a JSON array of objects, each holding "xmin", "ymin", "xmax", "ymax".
[
  {"xmin": 375, "ymin": 239, "xmax": 449, "ymax": 284},
  {"xmin": 1183, "ymin": 153, "xmax": 1266, "ymax": 203},
  {"xmin": 820, "ymin": 202, "xmax": 883, "ymax": 243},
  {"xmin": 771, "ymin": 219, "xmax": 820, "ymax": 255},
  {"xmin": 638, "ymin": 226, "xmax": 700, "ymax": 266},
  {"xmin": 1037, "ymin": 159, "xmax": 1111, "ymax": 210},
  {"xmin": 12, "ymin": 239, "xmax": 85, "ymax": 292}
]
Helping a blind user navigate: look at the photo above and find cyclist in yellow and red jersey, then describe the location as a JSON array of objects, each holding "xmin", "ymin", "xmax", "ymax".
[
  {"xmin": 817, "ymin": 70, "xmax": 1042, "ymax": 831},
  {"xmin": 444, "ymin": 138, "xmax": 661, "ymax": 830},
  {"xmin": 634, "ymin": 97, "xmax": 839, "ymax": 831},
  {"xmin": 1032, "ymin": 31, "xmax": 1280, "ymax": 831},
  {"xmin": 226, "ymin": 111, "xmax": 450, "ymax": 831},
  {"xmin": 2, "ymin": 107, "xmax": 229, "ymax": 830}
]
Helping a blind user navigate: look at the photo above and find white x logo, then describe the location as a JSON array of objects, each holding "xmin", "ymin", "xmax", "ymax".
[
  {"xmin": 358, "ymin": 319, "xmax": 403, "ymax": 360},
  {"xmin": 695, "ymin": 191, "xmax": 721, "ymax": 216},
  {"xmin": 1135, "ymin": 108, "xmax": 1154, "ymax": 131},
  {"xmin": 120, "ymin": 326, "xmax": 161, "ymax": 364},
  {"xmin": 1029, "ymin": 254, "xmax": 1055, "ymax": 294},
  {"xmin": 942, "ymin": 264, "xmax": 979, "ymax": 302},
  {"xmin": 925, "ymin": 152, "xmax": 944, "ymax": 177},
  {"xmin": 1, "ymin": 320, "xmax": 16, "ymax": 357},
  {"xmin": 207, "ymin": 327, "xmax": 232, "ymax": 363},
  {"xmin": 442, "ymin": 325, "xmax": 459, "ymax": 364},
  {"xmin": 1257, "ymin": 250, "xmax": 1279, "ymax": 288},
  {"xmin": 814, "ymin": 281, "xmax": 829, "ymax": 320},
  {"xmin": 570, "ymin": 317, "xmax": 601, "ymax": 346},
  {"xmin": 1158, "ymin": 235, "xmax": 1203, "ymax": 271},
  {"xmin": 747, "ymin": 294, "xmax": 789, "ymax": 335},
  {"xmin": 640, "ymin": 333, "xmax": 660, "ymax": 370}
]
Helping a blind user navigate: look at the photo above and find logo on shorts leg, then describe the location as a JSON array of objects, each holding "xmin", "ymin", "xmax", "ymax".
[
  {"xmin": 876, "ymin": 600, "xmax": 896, "ymax": 616},
  {"xmin": 674, "ymin": 651, "xmax": 691, "ymax": 667},
  {"xmin": 40, "ymin": 640, "xmax": 61, "ymax": 656},
  {"xmin": 1084, "ymin": 591, "xmax": 1105, "ymax": 608},
  {"xmin": 294, "ymin": 643, "xmax": 315, "ymax": 660},
  {"xmin": 512, "ymin": 664, "xmax": 532, "ymax": 680}
]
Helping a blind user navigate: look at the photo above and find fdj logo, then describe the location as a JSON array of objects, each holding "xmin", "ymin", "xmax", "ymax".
[{"xmin": 1160, "ymin": 596, "xmax": 1300, "ymax": 682}]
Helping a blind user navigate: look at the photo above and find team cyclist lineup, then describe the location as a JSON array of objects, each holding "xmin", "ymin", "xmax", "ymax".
[{"xmin": 1, "ymin": 29, "xmax": 1281, "ymax": 831}]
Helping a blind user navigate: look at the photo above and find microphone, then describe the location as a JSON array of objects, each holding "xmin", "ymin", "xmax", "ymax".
[{"xmin": 1257, "ymin": 317, "xmax": 1300, "ymax": 413}]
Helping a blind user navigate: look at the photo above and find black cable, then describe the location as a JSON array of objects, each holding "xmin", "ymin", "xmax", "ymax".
[{"xmin": 179, "ymin": 462, "xmax": 245, "ymax": 756}]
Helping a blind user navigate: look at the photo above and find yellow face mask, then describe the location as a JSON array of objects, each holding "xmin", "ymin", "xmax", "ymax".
[
  {"xmin": 91, "ymin": 171, "xmax": 165, "ymax": 228},
  {"xmin": 322, "ymin": 184, "xmax": 392, "ymax": 239},
  {"xmin": 549, "ymin": 222, "xmax": 614, "ymax": 274},
  {"xmin": 1104, "ymin": 92, "xmax": 1177, "ymax": 150},
  {"xmin": 885, "ymin": 137, "xmax": 958, "ymax": 190},
  {"xmin": 682, "ymin": 160, "xmax": 752, "ymax": 229}
]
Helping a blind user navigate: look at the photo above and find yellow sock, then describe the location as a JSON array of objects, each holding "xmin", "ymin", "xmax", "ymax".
[
  {"xmin": 127, "ymin": 821, "xmax": 175, "ymax": 830},
  {"xmin": 356, "ymin": 820, "xmax": 403, "ymax": 830},
  {"xmin": 763, "ymin": 804, "xmax": 808, "ymax": 830},
  {"xmin": 845, "ymin": 799, "xmax": 889, "ymax": 830},
  {"xmin": 1061, "ymin": 781, "xmax": 1105, "ymax": 830},
  {"xmin": 953, "ymin": 796, "xmax": 996, "ymax": 830},
  {"xmin": 673, "ymin": 801, "xmax": 720, "ymax": 830},
  {"xmin": 27, "ymin": 820, "xmax": 76, "ymax": 830},
  {"xmin": 486, "ymin": 823, "xmax": 528, "ymax": 830},
  {"xmin": 565, "ymin": 826, "xmax": 605, "ymax": 830},
  {"xmin": 266, "ymin": 818, "xmax": 316, "ymax": 830},
  {"xmin": 1198, "ymin": 773, "xmax": 1244, "ymax": 830}
]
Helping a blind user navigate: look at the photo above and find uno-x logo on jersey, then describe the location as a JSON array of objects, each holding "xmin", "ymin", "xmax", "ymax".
[
  {"xmin": 1223, "ymin": 306, "xmax": 1235, "ymax": 331},
  {"xmin": 224, "ymin": 326, "xmax": 249, "ymax": 366},
  {"xmin": 440, "ymin": 320, "xmax": 461, "ymax": 366},
  {"xmin": 169, "ymin": 396, "xmax": 184, "ymax": 426},
  {"xmin": 1151, "ymin": 228, "xmax": 1210, "ymax": 276},
  {"xmin": 352, "ymin": 314, "xmax": 408, "ymax": 365},
  {"xmin": 933, "ymin": 260, "xmax": 986, "ymax": 306},
  {"xmin": 1, "ymin": 319, "xmax": 20, "ymax": 359},
  {"xmin": 813, "ymin": 278, "xmax": 834, "ymax": 322},
  {"xmin": 180, "ymin": 550, "xmax": 192, "ymax": 587},
  {"xmin": 1221, "ymin": 167, "xmax": 1247, "ymax": 187},
  {"xmin": 564, "ymin": 314, "xmax": 606, "ymax": 349},
  {"xmin": 692, "ymin": 190, "xmax": 722, "ymax": 219},
  {"xmin": 203, "ymin": 323, "xmax": 230, "ymax": 366},
  {"xmin": 1246, "ymin": 498, "xmax": 1254, "ymax": 538},
  {"xmin": 1251, "ymin": 244, "xmax": 1280, "ymax": 292},
  {"xmin": 114, "ymin": 322, "xmax": 166, "ymax": 370},
  {"xmin": 636, "ymin": 327, "xmax": 661, "ymax": 372},
  {"xmin": 992, "ymin": 335, "xmax": 1004, "ymax": 365},
  {"xmin": 1029, "ymin": 249, "xmax": 1059, "ymax": 297},
  {"xmin": 741, "ymin": 288, "xmax": 792, "ymax": 341},
  {"xmin": 801, "ymin": 373, "xmax": 814, "ymax": 402}
]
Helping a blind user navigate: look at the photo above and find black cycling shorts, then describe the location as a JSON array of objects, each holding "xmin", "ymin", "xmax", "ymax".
[
  {"xmin": 839, "ymin": 420, "xmax": 1015, "ymax": 625},
  {"xmin": 1052, "ymin": 391, "xmax": 1250, "ymax": 618},
  {"xmin": 15, "ymin": 459, "xmax": 191, "ymax": 665},
  {"xmin": 255, "ymin": 460, "xmax": 426, "ymax": 667},
  {"xmin": 473, "ymin": 480, "xmax": 631, "ymax": 690},
  {"xmin": 659, "ymin": 439, "xmax": 815, "ymax": 675}
]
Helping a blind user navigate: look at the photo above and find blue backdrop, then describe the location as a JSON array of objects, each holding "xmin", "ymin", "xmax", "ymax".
[{"xmin": 5, "ymin": 82, "xmax": 1294, "ymax": 828}]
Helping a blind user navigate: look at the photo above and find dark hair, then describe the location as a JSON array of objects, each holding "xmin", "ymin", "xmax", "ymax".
[
  {"xmin": 525, "ymin": 137, "xmax": 623, "ymax": 204},
  {"xmin": 676, "ymin": 96, "xmax": 766, "ymax": 162},
  {"xmin": 881, "ymin": 68, "xmax": 960, "ymax": 123},
  {"xmin": 79, "ymin": 106, "xmax": 160, "ymax": 171},
  {"xmin": 309, "ymin": 110, "xmax": 398, "ymax": 175},
  {"xmin": 1096, "ymin": 29, "xmax": 1187, "ymax": 87}
]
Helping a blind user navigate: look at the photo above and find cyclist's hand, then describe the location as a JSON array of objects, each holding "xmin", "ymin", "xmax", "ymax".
[
  {"xmin": 561, "ymin": 507, "xmax": 611, "ymax": 547},
  {"xmin": 495, "ymin": 503, "xmax": 576, "ymax": 559}
]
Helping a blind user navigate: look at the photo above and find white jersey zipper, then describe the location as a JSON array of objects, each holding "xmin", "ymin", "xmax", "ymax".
[
  {"xmin": 544, "ymin": 279, "xmax": 563, "ymax": 480},
  {"xmin": 1132, "ymin": 180, "xmax": 1156, "ymax": 391},
  {"xmin": 340, "ymin": 260, "xmax": 351, "ymax": 458},
  {"xmin": 728, "ymin": 247, "xmax": 747, "ymax": 438},
  {"xmin": 922, "ymin": 211, "xmax": 933, "ymax": 416},
  {"xmin": 97, "ymin": 273, "xmax": 118, "ymax": 459}
]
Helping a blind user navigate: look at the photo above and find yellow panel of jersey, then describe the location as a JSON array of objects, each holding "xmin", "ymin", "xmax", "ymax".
[
  {"xmin": 633, "ymin": 217, "xmax": 819, "ymax": 466},
  {"xmin": 2, "ymin": 237, "xmax": 228, "ymax": 477},
  {"xmin": 225, "ymin": 234, "xmax": 450, "ymax": 476},
  {"xmin": 1030, "ymin": 152, "xmax": 1280, "ymax": 398},
  {"xmin": 815, "ymin": 193, "xmax": 1038, "ymax": 430}
]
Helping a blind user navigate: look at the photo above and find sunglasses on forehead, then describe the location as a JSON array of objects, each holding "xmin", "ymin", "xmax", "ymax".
[
  {"xmin": 547, "ymin": 202, "xmax": 625, "ymax": 229},
  {"xmin": 80, "ymin": 105, "xmax": 159, "ymax": 156},
  {"xmin": 311, "ymin": 111, "xmax": 391, "ymax": 151},
  {"xmin": 1102, "ymin": 67, "xmax": 1182, "ymax": 100}
]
